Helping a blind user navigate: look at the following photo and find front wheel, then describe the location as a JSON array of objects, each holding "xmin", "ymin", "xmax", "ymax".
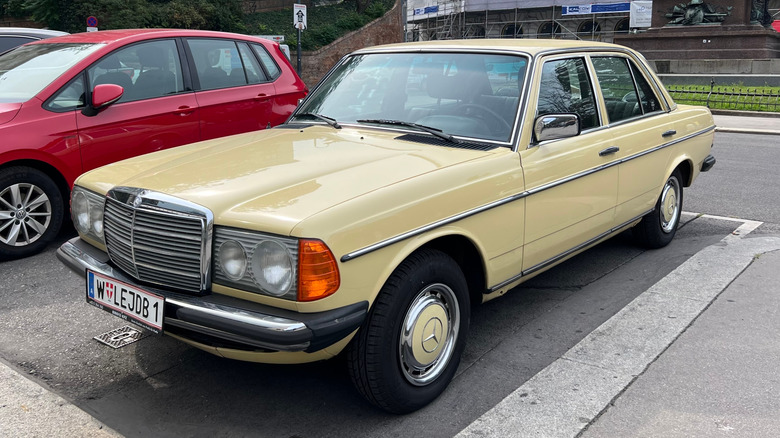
[
  {"xmin": 0, "ymin": 167, "xmax": 65, "ymax": 260},
  {"xmin": 633, "ymin": 169, "xmax": 683, "ymax": 249},
  {"xmin": 347, "ymin": 249, "xmax": 470, "ymax": 414}
]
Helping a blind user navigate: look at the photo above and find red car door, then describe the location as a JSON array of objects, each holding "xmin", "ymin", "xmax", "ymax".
[
  {"xmin": 186, "ymin": 38, "xmax": 275, "ymax": 139},
  {"xmin": 76, "ymin": 39, "xmax": 200, "ymax": 172}
]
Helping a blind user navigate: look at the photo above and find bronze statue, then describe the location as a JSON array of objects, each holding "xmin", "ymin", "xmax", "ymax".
[
  {"xmin": 751, "ymin": 0, "xmax": 773, "ymax": 27},
  {"xmin": 666, "ymin": 0, "xmax": 732, "ymax": 25}
]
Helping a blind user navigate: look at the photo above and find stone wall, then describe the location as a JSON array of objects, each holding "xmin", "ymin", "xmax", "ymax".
[
  {"xmin": 243, "ymin": 0, "xmax": 313, "ymax": 14},
  {"xmin": 292, "ymin": 0, "xmax": 402, "ymax": 87}
]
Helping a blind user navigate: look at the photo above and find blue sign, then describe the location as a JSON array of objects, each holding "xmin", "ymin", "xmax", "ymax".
[
  {"xmin": 562, "ymin": 3, "xmax": 629, "ymax": 15},
  {"xmin": 86, "ymin": 16, "xmax": 98, "ymax": 27},
  {"xmin": 414, "ymin": 5, "xmax": 439, "ymax": 15}
]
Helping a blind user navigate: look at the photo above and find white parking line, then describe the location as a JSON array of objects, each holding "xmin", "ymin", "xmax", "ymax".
[{"xmin": 457, "ymin": 214, "xmax": 780, "ymax": 438}]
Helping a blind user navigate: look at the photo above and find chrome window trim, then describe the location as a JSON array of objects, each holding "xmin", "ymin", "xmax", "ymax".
[
  {"xmin": 527, "ymin": 53, "xmax": 603, "ymax": 148},
  {"xmin": 293, "ymin": 48, "xmax": 532, "ymax": 149},
  {"xmin": 106, "ymin": 187, "xmax": 214, "ymax": 290},
  {"xmin": 340, "ymin": 124, "xmax": 714, "ymax": 263}
]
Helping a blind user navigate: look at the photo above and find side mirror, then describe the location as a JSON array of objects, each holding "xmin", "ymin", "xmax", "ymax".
[
  {"xmin": 82, "ymin": 84, "xmax": 123, "ymax": 117},
  {"xmin": 533, "ymin": 113, "xmax": 580, "ymax": 143}
]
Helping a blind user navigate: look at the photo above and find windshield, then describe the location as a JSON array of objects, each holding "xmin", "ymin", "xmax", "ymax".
[
  {"xmin": 295, "ymin": 52, "xmax": 528, "ymax": 143},
  {"xmin": 0, "ymin": 43, "xmax": 103, "ymax": 103}
]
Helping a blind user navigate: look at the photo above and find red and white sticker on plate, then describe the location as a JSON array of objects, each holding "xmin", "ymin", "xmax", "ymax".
[{"xmin": 87, "ymin": 270, "xmax": 164, "ymax": 333}]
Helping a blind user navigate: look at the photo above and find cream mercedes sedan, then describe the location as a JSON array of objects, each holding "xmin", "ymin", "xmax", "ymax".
[{"xmin": 58, "ymin": 39, "xmax": 715, "ymax": 413}]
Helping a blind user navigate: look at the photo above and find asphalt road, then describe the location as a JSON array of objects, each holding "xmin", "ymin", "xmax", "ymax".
[{"xmin": 0, "ymin": 131, "xmax": 776, "ymax": 438}]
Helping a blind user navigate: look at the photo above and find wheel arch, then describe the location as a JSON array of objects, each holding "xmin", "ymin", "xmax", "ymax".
[
  {"xmin": 0, "ymin": 159, "xmax": 71, "ymax": 212},
  {"xmin": 673, "ymin": 157, "xmax": 693, "ymax": 188},
  {"xmin": 417, "ymin": 234, "xmax": 487, "ymax": 307}
]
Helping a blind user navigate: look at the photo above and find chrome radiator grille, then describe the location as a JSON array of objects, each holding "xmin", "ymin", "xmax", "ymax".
[{"xmin": 103, "ymin": 188, "xmax": 211, "ymax": 293}]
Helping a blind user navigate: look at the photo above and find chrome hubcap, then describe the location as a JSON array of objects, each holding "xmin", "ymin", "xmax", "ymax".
[
  {"xmin": 659, "ymin": 176, "xmax": 680, "ymax": 234},
  {"xmin": 0, "ymin": 183, "xmax": 52, "ymax": 246},
  {"xmin": 399, "ymin": 283, "xmax": 460, "ymax": 386}
]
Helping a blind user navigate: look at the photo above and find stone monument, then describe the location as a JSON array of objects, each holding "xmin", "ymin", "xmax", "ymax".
[{"xmin": 614, "ymin": 0, "xmax": 780, "ymax": 73}]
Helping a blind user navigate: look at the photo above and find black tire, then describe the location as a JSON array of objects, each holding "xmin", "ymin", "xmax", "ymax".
[
  {"xmin": 633, "ymin": 169, "xmax": 683, "ymax": 249},
  {"xmin": 0, "ymin": 166, "xmax": 65, "ymax": 260},
  {"xmin": 347, "ymin": 249, "xmax": 470, "ymax": 414}
]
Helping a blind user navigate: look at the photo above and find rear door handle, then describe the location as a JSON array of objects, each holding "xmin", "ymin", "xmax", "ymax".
[
  {"xmin": 599, "ymin": 146, "xmax": 620, "ymax": 157},
  {"xmin": 662, "ymin": 129, "xmax": 677, "ymax": 137}
]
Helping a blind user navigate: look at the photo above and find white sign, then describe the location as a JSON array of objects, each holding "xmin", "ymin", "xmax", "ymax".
[
  {"xmin": 630, "ymin": 1, "xmax": 653, "ymax": 28},
  {"xmin": 86, "ymin": 27, "xmax": 98, "ymax": 32},
  {"xmin": 293, "ymin": 4, "xmax": 307, "ymax": 30},
  {"xmin": 256, "ymin": 35, "xmax": 285, "ymax": 43}
]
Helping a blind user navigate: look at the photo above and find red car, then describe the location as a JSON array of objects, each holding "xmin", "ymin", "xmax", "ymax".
[{"xmin": 0, "ymin": 29, "xmax": 307, "ymax": 260}]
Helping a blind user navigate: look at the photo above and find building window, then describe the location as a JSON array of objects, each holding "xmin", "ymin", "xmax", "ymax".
[
  {"xmin": 578, "ymin": 21, "xmax": 602, "ymax": 38},
  {"xmin": 538, "ymin": 22, "xmax": 562, "ymax": 38},
  {"xmin": 615, "ymin": 18, "xmax": 630, "ymax": 33},
  {"xmin": 502, "ymin": 24, "xmax": 523, "ymax": 38}
]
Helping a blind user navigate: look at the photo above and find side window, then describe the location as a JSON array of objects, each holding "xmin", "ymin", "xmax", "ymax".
[
  {"xmin": 536, "ymin": 57, "xmax": 599, "ymax": 130},
  {"xmin": 592, "ymin": 56, "xmax": 643, "ymax": 123},
  {"xmin": 237, "ymin": 42, "xmax": 268, "ymax": 84},
  {"xmin": 0, "ymin": 36, "xmax": 37, "ymax": 53},
  {"xmin": 252, "ymin": 44, "xmax": 281, "ymax": 80},
  {"xmin": 87, "ymin": 39, "xmax": 184, "ymax": 102},
  {"xmin": 629, "ymin": 62, "xmax": 662, "ymax": 114},
  {"xmin": 187, "ymin": 38, "xmax": 246, "ymax": 90},
  {"xmin": 45, "ymin": 74, "xmax": 86, "ymax": 111}
]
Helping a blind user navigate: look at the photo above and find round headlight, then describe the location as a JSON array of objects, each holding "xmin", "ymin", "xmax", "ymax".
[
  {"xmin": 251, "ymin": 240, "xmax": 293, "ymax": 296},
  {"xmin": 218, "ymin": 240, "xmax": 247, "ymax": 281},
  {"xmin": 72, "ymin": 191, "xmax": 90, "ymax": 234},
  {"xmin": 90, "ymin": 207, "xmax": 104, "ymax": 238}
]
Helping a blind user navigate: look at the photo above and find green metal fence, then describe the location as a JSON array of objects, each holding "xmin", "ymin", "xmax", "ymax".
[{"xmin": 666, "ymin": 82, "xmax": 780, "ymax": 112}]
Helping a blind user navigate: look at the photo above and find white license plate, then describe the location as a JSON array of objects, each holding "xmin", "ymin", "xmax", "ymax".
[{"xmin": 87, "ymin": 270, "xmax": 164, "ymax": 334}]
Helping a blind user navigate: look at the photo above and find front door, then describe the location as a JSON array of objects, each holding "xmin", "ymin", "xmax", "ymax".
[
  {"xmin": 520, "ymin": 56, "xmax": 618, "ymax": 273},
  {"xmin": 76, "ymin": 39, "xmax": 200, "ymax": 173}
]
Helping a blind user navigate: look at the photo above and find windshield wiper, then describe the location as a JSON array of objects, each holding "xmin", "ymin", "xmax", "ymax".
[
  {"xmin": 357, "ymin": 119, "xmax": 459, "ymax": 144},
  {"xmin": 295, "ymin": 112, "xmax": 341, "ymax": 129}
]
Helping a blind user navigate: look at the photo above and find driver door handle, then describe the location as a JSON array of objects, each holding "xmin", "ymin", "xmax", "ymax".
[
  {"xmin": 599, "ymin": 146, "xmax": 620, "ymax": 157},
  {"xmin": 662, "ymin": 129, "xmax": 677, "ymax": 137},
  {"xmin": 174, "ymin": 105, "xmax": 195, "ymax": 117}
]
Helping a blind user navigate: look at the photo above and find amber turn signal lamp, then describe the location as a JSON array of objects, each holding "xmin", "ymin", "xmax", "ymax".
[{"xmin": 298, "ymin": 239, "xmax": 340, "ymax": 301}]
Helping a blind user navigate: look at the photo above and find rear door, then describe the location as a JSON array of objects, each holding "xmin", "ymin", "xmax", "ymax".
[
  {"xmin": 589, "ymin": 54, "xmax": 675, "ymax": 226},
  {"xmin": 185, "ymin": 38, "xmax": 276, "ymax": 139},
  {"xmin": 76, "ymin": 38, "xmax": 200, "ymax": 172}
]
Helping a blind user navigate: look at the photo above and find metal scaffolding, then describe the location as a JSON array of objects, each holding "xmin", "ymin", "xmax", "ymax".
[{"xmin": 407, "ymin": 0, "xmax": 639, "ymax": 43}]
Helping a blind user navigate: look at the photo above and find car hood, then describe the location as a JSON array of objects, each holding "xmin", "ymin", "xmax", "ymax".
[
  {"xmin": 79, "ymin": 125, "xmax": 497, "ymax": 236},
  {"xmin": 0, "ymin": 102, "xmax": 22, "ymax": 125}
]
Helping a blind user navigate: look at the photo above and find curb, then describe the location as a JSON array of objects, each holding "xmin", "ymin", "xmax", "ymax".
[
  {"xmin": 709, "ymin": 109, "xmax": 780, "ymax": 118},
  {"xmin": 715, "ymin": 127, "xmax": 780, "ymax": 136},
  {"xmin": 0, "ymin": 359, "xmax": 121, "ymax": 438}
]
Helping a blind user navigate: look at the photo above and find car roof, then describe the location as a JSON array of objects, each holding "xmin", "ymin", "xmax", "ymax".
[
  {"xmin": 354, "ymin": 39, "xmax": 630, "ymax": 57},
  {"xmin": 0, "ymin": 27, "xmax": 69, "ymax": 38},
  {"xmin": 30, "ymin": 28, "xmax": 269, "ymax": 45}
]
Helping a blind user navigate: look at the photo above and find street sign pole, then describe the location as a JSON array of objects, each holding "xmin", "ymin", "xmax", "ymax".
[{"xmin": 293, "ymin": 2, "xmax": 307, "ymax": 76}]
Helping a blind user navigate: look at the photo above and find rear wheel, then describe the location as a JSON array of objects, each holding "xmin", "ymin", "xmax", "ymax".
[
  {"xmin": 0, "ymin": 167, "xmax": 64, "ymax": 260},
  {"xmin": 633, "ymin": 169, "xmax": 683, "ymax": 249},
  {"xmin": 347, "ymin": 249, "xmax": 470, "ymax": 414}
]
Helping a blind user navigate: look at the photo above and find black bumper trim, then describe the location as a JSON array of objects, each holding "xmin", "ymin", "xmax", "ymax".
[{"xmin": 701, "ymin": 154, "xmax": 716, "ymax": 172}]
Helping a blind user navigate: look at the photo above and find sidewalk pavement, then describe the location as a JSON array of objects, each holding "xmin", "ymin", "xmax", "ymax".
[
  {"xmin": 580, "ymin": 243, "xmax": 780, "ymax": 438},
  {"xmin": 0, "ymin": 358, "xmax": 120, "ymax": 437},
  {"xmin": 0, "ymin": 113, "xmax": 778, "ymax": 438}
]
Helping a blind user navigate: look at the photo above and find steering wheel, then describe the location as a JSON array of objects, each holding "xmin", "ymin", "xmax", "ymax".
[{"xmin": 456, "ymin": 103, "xmax": 512, "ymax": 133}]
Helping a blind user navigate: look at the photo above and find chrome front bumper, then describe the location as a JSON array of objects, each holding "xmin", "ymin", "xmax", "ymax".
[{"xmin": 57, "ymin": 237, "xmax": 367, "ymax": 353}]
